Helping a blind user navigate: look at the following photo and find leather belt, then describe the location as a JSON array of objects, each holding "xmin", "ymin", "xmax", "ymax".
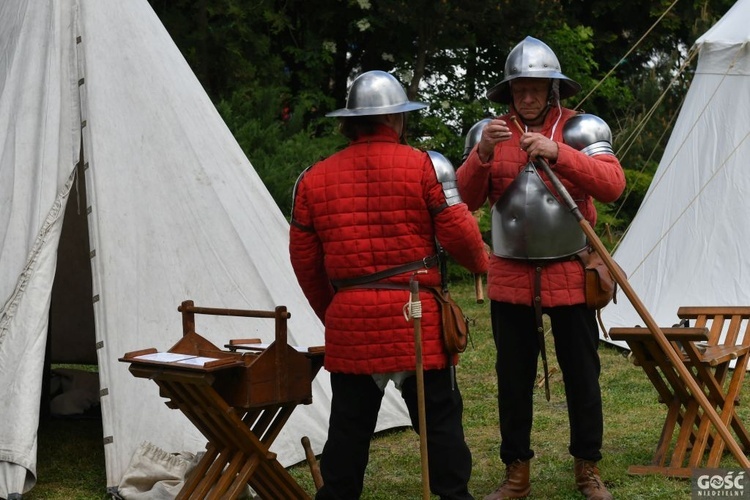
[{"xmin": 331, "ymin": 255, "xmax": 439, "ymax": 289}]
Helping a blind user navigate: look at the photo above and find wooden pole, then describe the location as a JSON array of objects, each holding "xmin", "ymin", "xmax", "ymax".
[
  {"xmin": 301, "ymin": 436, "xmax": 323, "ymax": 491},
  {"xmin": 508, "ymin": 116, "xmax": 750, "ymax": 468},
  {"xmin": 475, "ymin": 274, "xmax": 485, "ymax": 303},
  {"xmin": 410, "ymin": 278, "xmax": 431, "ymax": 500}
]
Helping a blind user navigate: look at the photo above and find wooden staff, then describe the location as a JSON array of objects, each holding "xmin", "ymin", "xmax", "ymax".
[
  {"xmin": 475, "ymin": 274, "xmax": 485, "ymax": 303},
  {"xmin": 509, "ymin": 116, "xmax": 750, "ymax": 468},
  {"xmin": 301, "ymin": 436, "xmax": 323, "ymax": 491},
  {"xmin": 409, "ymin": 277, "xmax": 430, "ymax": 500}
]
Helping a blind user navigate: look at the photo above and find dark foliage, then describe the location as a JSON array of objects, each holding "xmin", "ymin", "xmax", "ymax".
[{"xmin": 147, "ymin": 0, "xmax": 735, "ymax": 240}]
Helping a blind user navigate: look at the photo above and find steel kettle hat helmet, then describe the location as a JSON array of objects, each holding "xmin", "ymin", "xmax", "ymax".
[
  {"xmin": 326, "ymin": 70, "xmax": 428, "ymax": 117},
  {"xmin": 486, "ymin": 36, "xmax": 581, "ymax": 104}
]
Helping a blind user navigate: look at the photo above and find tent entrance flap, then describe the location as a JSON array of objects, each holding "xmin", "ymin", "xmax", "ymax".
[
  {"xmin": 49, "ymin": 161, "xmax": 96, "ymax": 365},
  {"xmin": 0, "ymin": 0, "xmax": 411, "ymax": 495}
]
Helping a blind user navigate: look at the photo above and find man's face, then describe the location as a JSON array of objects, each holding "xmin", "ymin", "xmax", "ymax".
[{"xmin": 510, "ymin": 78, "xmax": 551, "ymax": 124}]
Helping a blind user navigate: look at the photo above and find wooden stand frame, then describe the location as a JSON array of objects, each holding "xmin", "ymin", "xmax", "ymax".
[
  {"xmin": 610, "ymin": 306, "xmax": 750, "ymax": 477},
  {"xmin": 120, "ymin": 300, "xmax": 324, "ymax": 499}
]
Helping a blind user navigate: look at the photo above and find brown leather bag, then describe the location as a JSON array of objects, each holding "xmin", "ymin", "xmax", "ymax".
[
  {"xmin": 424, "ymin": 286, "xmax": 469, "ymax": 354},
  {"xmin": 575, "ymin": 247, "xmax": 624, "ymax": 309},
  {"xmin": 335, "ymin": 279, "xmax": 470, "ymax": 355}
]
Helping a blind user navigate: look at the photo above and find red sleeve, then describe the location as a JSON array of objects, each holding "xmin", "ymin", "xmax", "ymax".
[
  {"xmin": 554, "ymin": 145, "xmax": 626, "ymax": 203},
  {"xmin": 456, "ymin": 147, "xmax": 493, "ymax": 212},
  {"xmin": 424, "ymin": 158, "xmax": 489, "ymax": 275},
  {"xmin": 289, "ymin": 178, "xmax": 334, "ymax": 323}
]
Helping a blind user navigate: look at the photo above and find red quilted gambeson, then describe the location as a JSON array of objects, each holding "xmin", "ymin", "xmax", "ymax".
[
  {"xmin": 457, "ymin": 107, "xmax": 625, "ymax": 307},
  {"xmin": 290, "ymin": 125, "xmax": 488, "ymax": 374}
]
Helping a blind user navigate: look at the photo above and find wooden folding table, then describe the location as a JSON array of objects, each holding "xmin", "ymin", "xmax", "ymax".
[
  {"xmin": 609, "ymin": 306, "xmax": 750, "ymax": 477},
  {"xmin": 120, "ymin": 300, "xmax": 324, "ymax": 499}
]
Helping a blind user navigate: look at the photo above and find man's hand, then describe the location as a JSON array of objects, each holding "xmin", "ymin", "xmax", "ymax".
[
  {"xmin": 519, "ymin": 132, "xmax": 559, "ymax": 162},
  {"xmin": 477, "ymin": 118, "xmax": 512, "ymax": 162}
]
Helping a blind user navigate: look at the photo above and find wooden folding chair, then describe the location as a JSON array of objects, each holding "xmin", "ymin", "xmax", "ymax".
[
  {"xmin": 609, "ymin": 306, "xmax": 750, "ymax": 477},
  {"xmin": 120, "ymin": 300, "xmax": 325, "ymax": 499}
]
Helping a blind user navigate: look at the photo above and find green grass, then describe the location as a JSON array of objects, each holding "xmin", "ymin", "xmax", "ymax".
[
  {"xmin": 27, "ymin": 418, "xmax": 107, "ymax": 500},
  {"xmin": 26, "ymin": 279, "xmax": 750, "ymax": 499}
]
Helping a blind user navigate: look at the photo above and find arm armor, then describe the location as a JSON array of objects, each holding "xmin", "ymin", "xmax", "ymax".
[
  {"xmin": 562, "ymin": 113, "xmax": 615, "ymax": 156},
  {"xmin": 290, "ymin": 165, "xmax": 315, "ymax": 231},
  {"xmin": 428, "ymin": 150, "xmax": 462, "ymax": 208}
]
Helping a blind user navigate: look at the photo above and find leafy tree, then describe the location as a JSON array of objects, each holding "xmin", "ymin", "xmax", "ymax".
[{"xmin": 147, "ymin": 0, "xmax": 736, "ymax": 239}]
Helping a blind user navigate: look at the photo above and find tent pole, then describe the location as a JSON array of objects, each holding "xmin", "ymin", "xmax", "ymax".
[{"xmin": 509, "ymin": 117, "xmax": 750, "ymax": 468}]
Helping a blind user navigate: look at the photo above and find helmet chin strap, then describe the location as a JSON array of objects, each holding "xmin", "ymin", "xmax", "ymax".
[
  {"xmin": 517, "ymin": 102, "xmax": 562, "ymax": 140},
  {"xmin": 399, "ymin": 112, "xmax": 409, "ymax": 144},
  {"xmin": 518, "ymin": 105, "xmax": 550, "ymax": 127},
  {"xmin": 517, "ymin": 79, "xmax": 563, "ymax": 139}
]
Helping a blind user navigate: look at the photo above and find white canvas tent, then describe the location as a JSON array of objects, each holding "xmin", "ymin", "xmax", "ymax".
[
  {"xmin": 601, "ymin": 0, "xmax": 750, "ymax": 340},
  {"xmin": 0, "ymin": 0, "xmax": 410, "ymax": 497}
]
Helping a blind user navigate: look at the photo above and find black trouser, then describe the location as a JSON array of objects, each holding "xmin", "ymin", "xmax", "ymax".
[
  {"xmin": 491, "ymin": 301, "xmax": 603, "ymax": 464},
  {"xmin": 315, "ymin": 369, "xmax": 473, "ymax": 500}
]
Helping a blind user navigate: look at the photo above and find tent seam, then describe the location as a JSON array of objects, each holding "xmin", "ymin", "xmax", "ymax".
[{"xmin": 0, "ymin": 170, "xmax": 76, "ymax": 343}]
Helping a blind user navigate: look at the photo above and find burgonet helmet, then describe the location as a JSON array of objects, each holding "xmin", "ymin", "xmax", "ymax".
[
  {"xmin": 486, "ymin": 36, "xmax": 581, "ymax": 104},
  {"xmin": 326, "ymin": 70, "xmax": 428, "ymax": 117}
]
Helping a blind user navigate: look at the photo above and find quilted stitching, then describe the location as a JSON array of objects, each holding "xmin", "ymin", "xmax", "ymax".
[
  {"xmin": 458, "ymin": 108, "xmax": 625, "ymax": 307},
  {"xmin": 290, "ymin": 127, "xmax": 488, "ymax": 373}
]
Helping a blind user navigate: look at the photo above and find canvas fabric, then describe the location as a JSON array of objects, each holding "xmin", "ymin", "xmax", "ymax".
[
  {"xmin": 0, "ymin": 0, "xmax": 411, "ymax": 496},
  {"xmin": 602, "ymin": 0, "xmax": 750, "ymax": 348}
]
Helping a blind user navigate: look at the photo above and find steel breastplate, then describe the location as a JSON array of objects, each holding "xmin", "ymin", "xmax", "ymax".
[{"xmin": 491, "ymin": 162, "xmax": 587, "ymax": 260}]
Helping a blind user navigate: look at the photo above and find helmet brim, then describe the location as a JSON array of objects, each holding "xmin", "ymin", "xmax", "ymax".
[
  {"xmin": 326, "ymin": 101, "xmax": 428, "ymax": 117},
  {"xmin": 486, "ymin": 74, "xmax": 581, "ymax": 104}
]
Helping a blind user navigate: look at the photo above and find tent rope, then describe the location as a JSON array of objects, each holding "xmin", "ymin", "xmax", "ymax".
[
  {"xmin": 575, "ymin": 0, "xmax": 682, "ymax": 112},
  {"xmin": 613, "ymin": 48, "xmax": 698, "ymax": 164},
  {"xmin": 608, "ymin": 48, "xmax": 699, "ymax": 247},
  {"xmin": 570, "ymin": 0, "xmax": 686, "ymax": 253},
  {"xmin": 613, "ymin": 42, "xmax": 748, "ymax": 276},
  {"xmin": 625, "ymin": 131, "xmax": 750, "ymax": 278}
]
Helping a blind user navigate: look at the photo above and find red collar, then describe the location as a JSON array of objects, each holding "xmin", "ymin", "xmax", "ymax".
[{"xmin": 351, "ymin": 124, "xmax": 400, "ymax": 145}]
